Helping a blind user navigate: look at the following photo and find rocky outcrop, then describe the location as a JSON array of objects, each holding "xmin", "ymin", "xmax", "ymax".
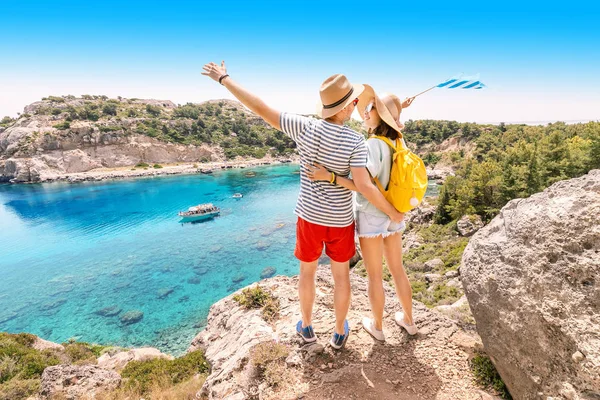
[
  {"xmin": 190, "ymin": 269, "xmax": 491, "ymax": 400},
  {"xmin": 0, "ymin": 96, "xmax": 286, "ymax": 183},
  {"xmin": 40, "ymin": 364, "xmax": 121, "ymax": 399},
  {"xmin": 97, "ymin": 347, "xmax": 174, "ymax": 371},
  {"xmin": 461, "ymin": 170, "xmax": 600, "ymax": 400}
]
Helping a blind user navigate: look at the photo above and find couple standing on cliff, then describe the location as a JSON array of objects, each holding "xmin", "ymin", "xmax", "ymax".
[{"xmin": 203, "ymin": 61, "xmax": 417, "ymax": 349}]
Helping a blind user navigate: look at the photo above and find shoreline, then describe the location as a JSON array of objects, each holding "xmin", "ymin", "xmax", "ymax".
[{"xmin": 5, "ymin": 155, "xmax": 301, "ymax": 185}]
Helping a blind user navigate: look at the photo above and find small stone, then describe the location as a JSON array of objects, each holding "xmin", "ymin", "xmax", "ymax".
[
  {"xmin": 424, "ymin": 273, "xmax": 443, "ymax": 283},
  {"xmin": 386, "ymin": 379, "xmax": 392, "ymax": 384},
  {"xmin": 444, "ymin": 270, "xmax": 459, "ymax": 278},
  {"xmin": 560, "ymin": 382, "xmax": 577, "ymax": 400},
  {"xmin": 572, "ymin": 351, "xmax": 585, "ymax": 363},
  {"xmin": 423, "ymin": 258, "xmax": 444, "ymax": 272},
  {"xmin": 327, "ymin": 363, "xmax": 333, "ymax": 369}
]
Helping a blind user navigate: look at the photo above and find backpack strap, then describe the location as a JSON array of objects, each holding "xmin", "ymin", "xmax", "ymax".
[
  {"xmin": 371, "ymin": 135, "xmax": 399, "ymax": 192},
  {"xmin": 372, "ymin": 135, "xmax": 399, "ymax": 152}
]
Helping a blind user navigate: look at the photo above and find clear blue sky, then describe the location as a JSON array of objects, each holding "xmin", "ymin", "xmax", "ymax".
[{"xmin": 1, "ymin": 0, "xmax": 599, "ymax": 123}]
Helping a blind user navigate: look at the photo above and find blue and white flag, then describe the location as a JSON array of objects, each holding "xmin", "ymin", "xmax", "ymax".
[{"xmin": 436, "ymin": 74, "xmax": 486, "ymax": 89}]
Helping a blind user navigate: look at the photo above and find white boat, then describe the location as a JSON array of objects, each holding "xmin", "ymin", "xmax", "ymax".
[
  {"xmin": 178, "ymin": 203, "xmax": 220, "ymax": 222},
  {"xmin": 232, "ymin": 193, "xmax": 243, "ymax": 198}
]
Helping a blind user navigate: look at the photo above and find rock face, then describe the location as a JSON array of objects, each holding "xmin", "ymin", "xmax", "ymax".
[
  {"xmin": 0, "ymin": 97, "xmax": 274, "ymax": 183},
  {"xmin": 190, "ymin": 269, "xmax": 491, "ymax": 400},
  {"xmin": 461, "ymin": 170, "xmax": 600, "ymax": 400},
  {"xmin": 40, "ymin": 364, "xmax": 121, "ymax": 399}
]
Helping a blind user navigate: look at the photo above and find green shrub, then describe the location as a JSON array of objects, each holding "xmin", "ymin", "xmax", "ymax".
[
  {"xmin": 81, "ymin": 104, "xmax": 100, "ymax": 121},
  {"xmin": 50, "ymin": 108, "xmax": 63, "ymax": 115},
  {"xmin": 135, "ymin": 162, "xmax": 149, "ymax": 168},
  {"xmin": 0, "ymin": 333, "xmax": 60, "ymax": 383},
  {"xmin": 423, "ymin": 152, "xmax": 442, "ymax": 166},
  {"xmin": 62, "ymin": 341, "xmax": 106, "ymax": 364},
  {"xmin": 146, "ymin": 104, "xmax": 161, "ymax": 117},
  {"xmin": 53, "ymin": 121, "xmax": 71, "ymax": 130},
  {"xmin": 153, "ymin": 164, "xmax": 163, "ymax": 169},
  {"xmin": 471, "ymin": 353, "xmax": 512, "ymax": 399},
  {"xmin": 120, "ymin": 350, "xmax": 209, "ymax": 394},
  {"xmin": 43, "ymin": 96, "xmax": 65, "ymax": 103},
  {"xmin": 233, "ymin": 285, "xmax": 280, "ymax": 322},
  {"xmin": 173, "ymin": 103, "xmax": 201, "ymax": 119},
  {"xmin": 99, "ymin": 125, "xmax": 120, "ymax": 132},
  {"xmin": 102, "ymin": 103, "xmax": 118, "ymax": 116}
]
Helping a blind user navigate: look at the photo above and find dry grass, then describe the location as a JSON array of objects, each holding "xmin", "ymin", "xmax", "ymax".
[{"xmin": 92, "ymin": 374, "xmax": 207, "ymax": 400}]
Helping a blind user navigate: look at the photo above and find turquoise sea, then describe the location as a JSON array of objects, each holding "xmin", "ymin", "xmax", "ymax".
[{"xmin": 0, "ymin": 165, "xmax": 438, "ymax": 354}]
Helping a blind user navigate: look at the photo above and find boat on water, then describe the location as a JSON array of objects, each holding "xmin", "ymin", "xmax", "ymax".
[
  {"xmin": 232, "ymin": 193, "xmax": 243, "ymax": 198},
  {"xmin": 178, "ymin": 203, "xmax": 220, "ymax": 222}
]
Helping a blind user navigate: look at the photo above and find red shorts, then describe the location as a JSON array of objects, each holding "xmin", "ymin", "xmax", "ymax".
[{"xmin": 294, "ymin": 217, "xmax": 356, "ymax": 263}]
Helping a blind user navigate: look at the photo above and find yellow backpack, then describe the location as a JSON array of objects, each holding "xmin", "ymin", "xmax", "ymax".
[{"xmin": 371, "ymin": 135, "xmax": 428, "ymax": 213}]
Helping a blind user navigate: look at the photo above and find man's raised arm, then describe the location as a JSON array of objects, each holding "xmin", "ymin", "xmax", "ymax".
[{"xmin": 202, "ymin": 61, "xmax": 281, "ymax": 131}]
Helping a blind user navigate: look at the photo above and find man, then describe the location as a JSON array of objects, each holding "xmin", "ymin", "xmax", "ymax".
[{"xmin": 202, "ymin": 61, "xmax": 403, "ymax": 349}]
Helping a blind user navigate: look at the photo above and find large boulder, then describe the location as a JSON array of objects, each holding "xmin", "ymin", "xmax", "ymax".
[
  {"xmin": 40, "ymin": 364, "xmax": 121, "ymax": 399},
  {"xmin": 461, "ymin": 170, "xmax": 600, "ymax": 400}
]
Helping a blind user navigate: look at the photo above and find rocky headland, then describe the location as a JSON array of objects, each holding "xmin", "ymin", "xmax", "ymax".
[{"xmin": 0, "ymin": 95, "xmax": 298, "ymax": 183}]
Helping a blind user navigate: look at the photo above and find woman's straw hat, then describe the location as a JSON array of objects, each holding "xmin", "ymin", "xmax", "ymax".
[
  {"xmin": 317, "ymin": 74, "xmax": 365, "ymax": 118},
  {"xmin": 357, "ymin": 84, "xmax": 404, "ymax": 137}
]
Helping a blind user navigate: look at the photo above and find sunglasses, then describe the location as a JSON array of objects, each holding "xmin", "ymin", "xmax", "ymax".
[{"xmin": 365, "ymin": 102, "xmax": 375, "ymax": 113}]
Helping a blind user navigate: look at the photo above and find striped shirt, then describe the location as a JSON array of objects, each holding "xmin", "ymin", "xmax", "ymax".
[{"xmin": 280, "ymin": 113, "xmax": 368, "ymax": 227}]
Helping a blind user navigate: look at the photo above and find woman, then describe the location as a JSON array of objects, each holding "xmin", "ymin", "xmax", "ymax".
[{"xmin": 306, "ymin": 86, "xmax": 417, "ymax": 340}]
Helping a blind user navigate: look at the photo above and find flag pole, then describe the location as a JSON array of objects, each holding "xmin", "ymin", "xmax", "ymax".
[{"xmin": 410, "ymin": 85, "xmax": 437, "ymax": 99}]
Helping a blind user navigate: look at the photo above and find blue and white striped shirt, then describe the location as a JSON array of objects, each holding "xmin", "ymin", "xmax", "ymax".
[{"xmin": 280, "ymin": 113, "xmax": 367, "ymax": 227}]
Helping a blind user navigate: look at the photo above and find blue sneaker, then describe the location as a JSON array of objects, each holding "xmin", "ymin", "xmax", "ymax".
[
  {"xmin": 330, "ymin": 320, "xmax": 350, "ymax": 350},
  {"xmin": 296, "ymin": 320, "xmax": 317, "ymax": 343}
]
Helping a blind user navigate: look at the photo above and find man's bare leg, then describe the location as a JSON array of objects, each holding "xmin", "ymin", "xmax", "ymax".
[
  {"xmin": 298, "ymin": 260, "xmax": 318, "ymax": 327},
  {"xmin": 330, "ymin": 260, "xmax": 351, "ymax": 335}
]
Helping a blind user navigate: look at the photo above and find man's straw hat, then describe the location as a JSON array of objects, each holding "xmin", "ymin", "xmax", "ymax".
[
  {"xmin": 317, "ymin": 74, "xmax": 364, "ymax": 119},
  {"xmin": 357, "ymin": 84, "xmax": 404, "ymax": 137}
]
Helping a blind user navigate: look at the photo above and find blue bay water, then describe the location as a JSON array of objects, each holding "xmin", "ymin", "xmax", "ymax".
[{"xmin": 0, "ymin": 165, "xmax": 439, "ymax": 355}]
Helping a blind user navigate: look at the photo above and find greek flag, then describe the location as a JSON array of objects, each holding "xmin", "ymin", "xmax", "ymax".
[{"xmin": 436, "ymin": 74, "xmax": 486, "ymax": 89}]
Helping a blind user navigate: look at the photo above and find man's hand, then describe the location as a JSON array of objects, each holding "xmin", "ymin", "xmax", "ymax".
[
  {"xmin": 202, "ymin": 61, "xmax": 228, "ymax": 83},
  {"xmin": 401, "ymin": 96, "xmax": 415, "ymax": 109},
  {"xmin": 199, "ymin": 60, "xmax": 282, "ymax": 130}
]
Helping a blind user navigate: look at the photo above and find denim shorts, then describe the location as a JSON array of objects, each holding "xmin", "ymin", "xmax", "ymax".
[{"xmin": 355, "ymin": 211, "xmax": 406, "ymax": 238}]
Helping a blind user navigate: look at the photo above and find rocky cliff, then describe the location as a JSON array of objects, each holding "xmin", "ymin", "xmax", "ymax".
[
  {"xmin": 461, "ymin": 170, "xmax": 600, "ymax": 400},
  {"xmin": 190, "ymin": 269, "xmax": 496, "ymax": 400},
  {"xmin": 0, "ymin": 95, "xmax": 295, "ymax": 183}
]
